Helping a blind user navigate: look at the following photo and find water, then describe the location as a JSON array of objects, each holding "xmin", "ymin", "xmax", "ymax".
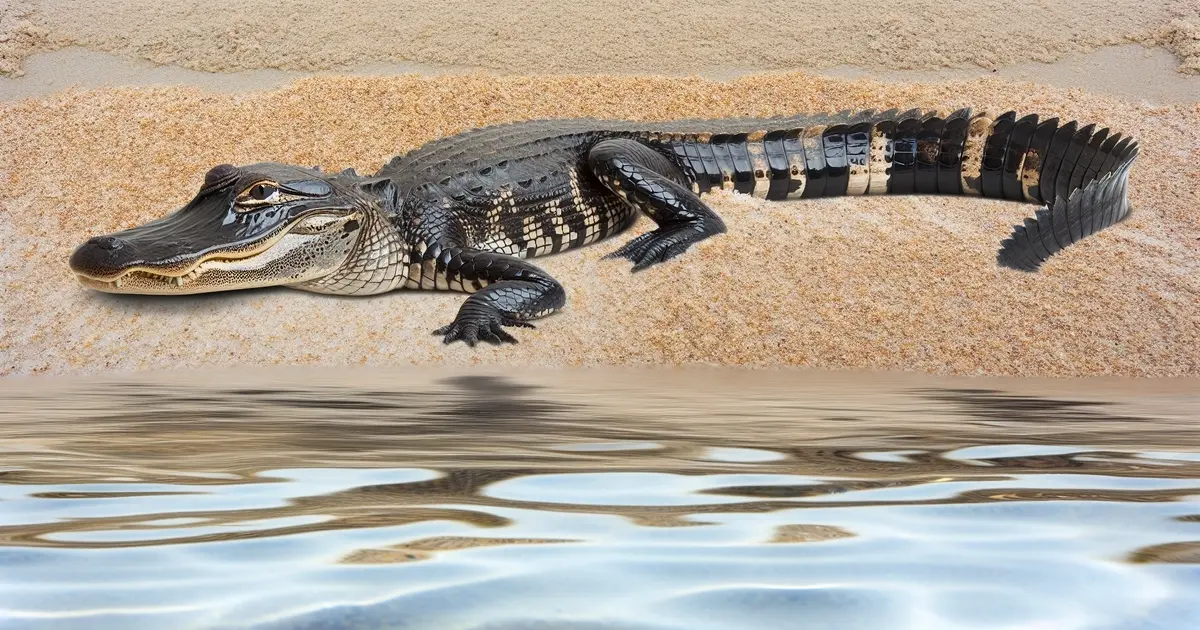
[{"xmin": 1, "ymin": 367, "xmax": 1198, "ymax": 630}]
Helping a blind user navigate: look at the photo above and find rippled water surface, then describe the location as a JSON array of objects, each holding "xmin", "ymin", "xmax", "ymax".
[{"xmin": 1, "ymin": 367, "xmax": 1199, "ymax": 629}]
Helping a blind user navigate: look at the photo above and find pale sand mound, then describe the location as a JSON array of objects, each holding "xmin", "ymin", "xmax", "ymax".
[
  {"xmin": 3, "ymin": 0, "xmax": 1199, "ymax": 77},
  {"xmin": 0, "ymin": 0, "xmax": 48, "ymax": 76},
  {"xmin": 1161, "ymin": 12, "xmax": 1200, "ymax": 75},
  {"xmin": 0, "ymin": 74, "xmax": 1197, "ymax": 377}
]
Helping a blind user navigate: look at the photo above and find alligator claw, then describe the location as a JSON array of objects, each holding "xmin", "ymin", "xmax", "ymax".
[{"xmin": 434, "ymin": 306, "xmax": 534, "ymax": 346}]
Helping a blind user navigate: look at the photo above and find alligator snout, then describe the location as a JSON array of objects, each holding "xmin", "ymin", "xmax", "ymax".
[{"xmin": 69, "ymin": 235, "xmax": 131, "ymax": 279}]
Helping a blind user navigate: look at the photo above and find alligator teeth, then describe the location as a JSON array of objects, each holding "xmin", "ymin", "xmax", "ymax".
[
  {"xmin": 113, "ymin": 277, "xmax": 123, "ymax": 289},
  {"xmin": 175, "ymin": 276, "xmax": 185, "ymax": 287}
]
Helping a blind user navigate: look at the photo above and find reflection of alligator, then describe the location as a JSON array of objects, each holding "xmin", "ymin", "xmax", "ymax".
[{"xmin": 69, "ymin": 109, "xmax": 1139, "ymax": 345}]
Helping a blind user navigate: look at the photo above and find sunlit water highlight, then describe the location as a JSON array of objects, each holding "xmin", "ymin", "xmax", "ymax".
[{"xmin": 0, "ymin": 367, "xmax": 1198, "ymax": 629}]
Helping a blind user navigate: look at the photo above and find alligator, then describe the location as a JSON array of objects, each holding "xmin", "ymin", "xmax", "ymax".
[{"xmin": 69, "ymin": 108, "xmax": 1139, "ymax": 346}]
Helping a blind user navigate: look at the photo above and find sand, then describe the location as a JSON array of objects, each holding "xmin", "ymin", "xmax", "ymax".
[
  {"xmin": 1, "ymin": 73, "xmax": 1197, "ymax": 378},
  {"xmin": 4, "ymin": 45, "xmax": 1199, "ymax": 105},
  {"xmin": 2, "ymin": 0, "xmax": 1200, "ymax": 78},
  {"xmin": 0, "ymin": 0, "xmax": 1196, "ymax": 379}
]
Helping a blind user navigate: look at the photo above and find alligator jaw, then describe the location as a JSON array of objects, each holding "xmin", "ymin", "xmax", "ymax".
[
  {"xmin": 70, "ymin": 208, "xmax": 369, "ymax": 296},
  {"xmin": 74, "ymin": 261, "xmax": 225, "ymax": 294},
  {"xmin": 70, "ymin": 230, "xmax": 285, "ymax": 294},
  {"xmin": 69, "ymin": 217, "xmax": 300, "ymax": 295}
]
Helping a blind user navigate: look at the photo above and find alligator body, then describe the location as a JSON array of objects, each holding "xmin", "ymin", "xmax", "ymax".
[{"xmin": 69, "ymin": 108, "xmax": 1140, "ymax": 345}]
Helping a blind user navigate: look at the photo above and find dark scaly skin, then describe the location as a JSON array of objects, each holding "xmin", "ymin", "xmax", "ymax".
[{"xmin": 68, "ymin": 109, "xmax": 1141, "ymax": 346}]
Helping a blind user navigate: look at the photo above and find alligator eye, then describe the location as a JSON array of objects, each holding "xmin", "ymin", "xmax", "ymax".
[
  {"xmin": 250, "ymin": 183, "xmax": 278, "ymax": 200},
  {"xmin": 236, "ymin": 181, "xmax": 282, "ymax": 208}
]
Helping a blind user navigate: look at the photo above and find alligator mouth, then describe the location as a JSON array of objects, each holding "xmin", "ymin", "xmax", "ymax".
[
  {"xmin": 75, "ymin": 259, "xmax": 243, "ymax": 291},
  {"xmin": 70, "ymin": 208, "xmax": 360, "ymax": 294},
  {"xmin": 70, "ymin": 222, "xmax": 297, "ymax": 291}
]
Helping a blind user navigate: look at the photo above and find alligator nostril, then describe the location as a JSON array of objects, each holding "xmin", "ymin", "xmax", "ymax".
[{"xmin": 87, "ymin": 236, "xmax": 124, "ymax": 251}]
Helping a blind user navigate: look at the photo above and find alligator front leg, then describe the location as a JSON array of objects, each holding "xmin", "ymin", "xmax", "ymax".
[
  {"xmin": 588, "ymin": 139, "xmax": 726, "ymax": 271},
  {"xmin": 429, "ymin": 247, "xmax": 566, "ymax": 346}
]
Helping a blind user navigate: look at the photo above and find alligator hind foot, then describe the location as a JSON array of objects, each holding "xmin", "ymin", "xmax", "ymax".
[
  {"xmin": 604, "ymin": 224, "xmax": 720, "ymax": 271},
  {"xmin": 588, "ymin": 138, "xmax": 726, "ymax": 271}
]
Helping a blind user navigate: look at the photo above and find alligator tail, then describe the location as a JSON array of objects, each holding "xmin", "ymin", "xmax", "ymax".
[
  {"xmin": 861, "ymin": 108, "xmax": 1139, "ymax": 272},
  {"xmin": 988, "ymin": 114, "xmax": 1140, "ymax": 272},
  {"xmin": 663, "ymin": 108, "xmax": 1140, "ymax": 272}
]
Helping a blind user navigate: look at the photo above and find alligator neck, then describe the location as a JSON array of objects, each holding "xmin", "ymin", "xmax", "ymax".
[{"xmin": 293, "ymin": 187, "xmax": 411, "ymax": 296}]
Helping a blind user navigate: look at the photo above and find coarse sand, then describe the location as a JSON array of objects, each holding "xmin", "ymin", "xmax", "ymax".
[
  {"xmin": 0, "ymin": 73, "xmax": 1196, "ymax": 378},
  {"xmin": 2, "ymin": 0, "xmax": 1200, "ymax": 78}
]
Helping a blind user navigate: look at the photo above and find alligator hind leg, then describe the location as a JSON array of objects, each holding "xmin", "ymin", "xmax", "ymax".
[
  {"xmin": 588, "ymin": 139, "xmax": 726, "ymax": 271},
  {"xmin": 429, "ymin": 247, "xmax": 566, "ymax": 346}
]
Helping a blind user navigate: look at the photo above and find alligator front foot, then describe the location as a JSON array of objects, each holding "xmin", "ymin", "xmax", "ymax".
[
  {"xmin": 434, "ymin": 303, "xmax": 536, "ymax": 347},
  {"xmin": 423, "ymin": 247, "xmax": 563, "ymax": 347}
]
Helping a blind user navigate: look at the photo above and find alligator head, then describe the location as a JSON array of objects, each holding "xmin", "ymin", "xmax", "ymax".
[{"xmin": 69, "ymin": 163, "xmax": 394, "ymax": 295}]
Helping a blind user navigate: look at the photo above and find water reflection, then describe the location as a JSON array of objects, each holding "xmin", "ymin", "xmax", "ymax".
[{"xmin": 0, "ymin": 367, "xmax": 1197, "ymax": 629}]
